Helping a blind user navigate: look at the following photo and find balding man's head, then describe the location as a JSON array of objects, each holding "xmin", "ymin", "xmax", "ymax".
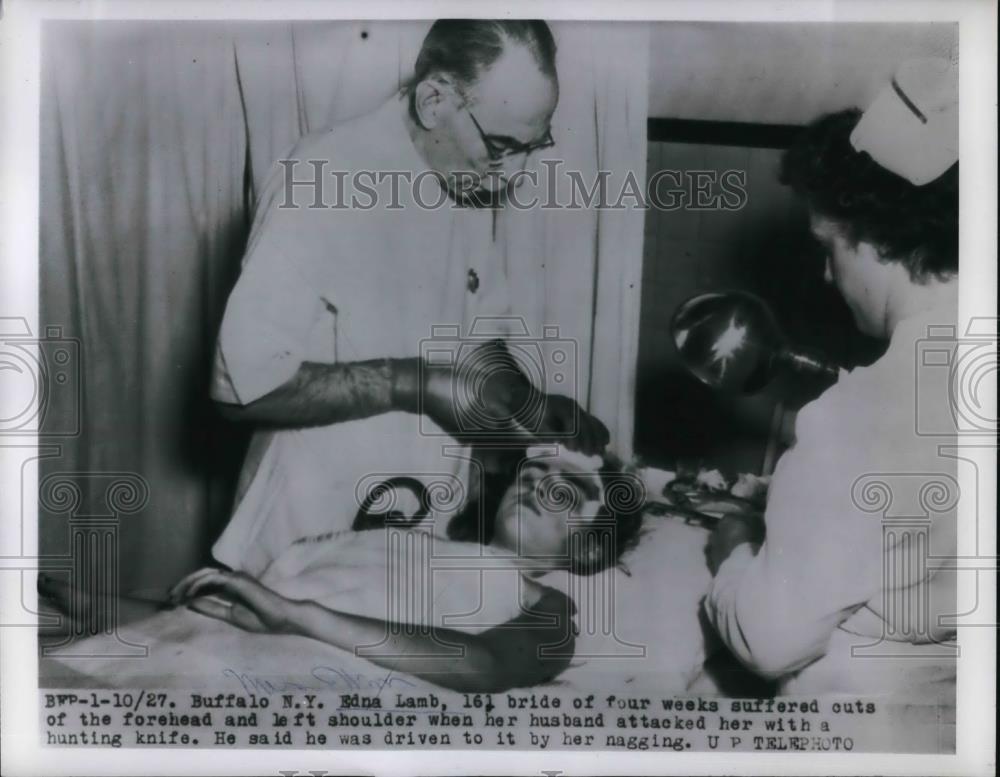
[
  {"xmin": 404, "ymin": 20, "xmax": 559, "ymax": 206},
  {"xmin": 407, "ymin": 20, "xmax": 557, "ymax": 106}
]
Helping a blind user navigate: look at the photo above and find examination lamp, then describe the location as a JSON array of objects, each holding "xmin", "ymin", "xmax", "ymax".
[{"xmin": 670, "ymin": 291, "xmax": 839, "ymax": 394}]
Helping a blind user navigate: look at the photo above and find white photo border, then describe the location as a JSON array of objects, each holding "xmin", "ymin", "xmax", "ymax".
[{"xmin": 1, "ymin": 1, "xmax": 995, "ymax": 775}]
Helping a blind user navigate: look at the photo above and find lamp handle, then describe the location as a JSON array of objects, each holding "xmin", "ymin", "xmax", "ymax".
[{"xmin": 776, "ymin": 347, "xmax": 840, "ymax": 381}]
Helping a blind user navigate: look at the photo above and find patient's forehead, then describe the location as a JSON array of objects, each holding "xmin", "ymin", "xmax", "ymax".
[{"xmin": 517, "ymin": 457, "xmax": 604, "ymax": 503}]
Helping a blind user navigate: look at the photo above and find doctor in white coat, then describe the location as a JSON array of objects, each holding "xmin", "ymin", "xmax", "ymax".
[{"xmin": 209, "ymin": 20, "xmax": 609, "ymax": 575}]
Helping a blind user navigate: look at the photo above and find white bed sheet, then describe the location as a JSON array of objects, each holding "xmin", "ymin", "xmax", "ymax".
[{"xmin": 40, "ymin": 519, "xmax": 715, "ymax": 698}]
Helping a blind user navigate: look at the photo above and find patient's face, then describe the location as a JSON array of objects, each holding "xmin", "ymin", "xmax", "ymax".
[{"xmin": 492, "ymin": 457, "xmax": 605, "ymax": 562}]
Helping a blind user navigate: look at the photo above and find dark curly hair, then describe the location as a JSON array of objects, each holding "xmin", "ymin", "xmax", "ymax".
[{"xmin": 779, "ymin": 109, "xmax": 958, "ymax": 282}]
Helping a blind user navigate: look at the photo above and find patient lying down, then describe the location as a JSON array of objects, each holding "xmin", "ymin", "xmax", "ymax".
[{"xmin": 40, "ymin": 447, "xmax": 644, "ymax": 693}]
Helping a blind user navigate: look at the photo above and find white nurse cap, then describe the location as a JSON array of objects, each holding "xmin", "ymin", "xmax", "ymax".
[{"xmin": 850, "ymin": 56, "xmax": 958, "ymax": 186}]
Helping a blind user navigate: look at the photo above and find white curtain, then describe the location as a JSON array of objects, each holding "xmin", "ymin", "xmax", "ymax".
[
  {"xmin": 40, "ymin": 20, "xmax": 649, "ymax": 593},
  {"xmin": 498, "ymin": 23, "xmax": 648, "ymax": 457}
]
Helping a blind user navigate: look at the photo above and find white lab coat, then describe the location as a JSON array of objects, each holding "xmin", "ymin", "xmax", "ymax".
[{"xmin": 210, "ymin": 96, "xmax": 515, "ymax": 575}]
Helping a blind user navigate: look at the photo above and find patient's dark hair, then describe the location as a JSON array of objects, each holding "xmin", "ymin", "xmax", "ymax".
[
  {"xmin": 779, "ymin": 108, "xmax": 958, "ymax": 282},
  {"xmin": 447, "ymin": 450, "xmax": 644, "ymax": 577},
  {"xmin": 404, "ymin": 20, "xmax": 557, "ymax": 107},
  {"xmin": 567, "ymin": 461, "xmax": 645, "ymax": 577}
]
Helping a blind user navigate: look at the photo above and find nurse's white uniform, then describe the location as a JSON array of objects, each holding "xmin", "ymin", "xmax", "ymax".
[
  {"xmin": 704, "ymin": 306, "xmax": 959, "ymax": 702},
  {"xmin": 210, "ymin": 96, "xmax": 515, "ymax": 575}
]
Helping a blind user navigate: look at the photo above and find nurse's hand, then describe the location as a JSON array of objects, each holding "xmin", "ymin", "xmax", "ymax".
[{"xmin": 706, "ymin": 513, "xmax": 765, "ymax": 575}]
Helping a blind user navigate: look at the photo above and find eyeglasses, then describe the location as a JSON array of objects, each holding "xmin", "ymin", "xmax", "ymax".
[{"xmin": 466, "ymin": 109, "xmax": 555, "ymax": 162}]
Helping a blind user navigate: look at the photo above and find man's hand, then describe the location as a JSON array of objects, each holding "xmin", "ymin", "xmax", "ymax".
[
  {"xmin": 392, "ymin": 340, "xmax": 609, "ymax": 455},
  {"xmin": 706, "ymin": 513, "xmax": 766, "ymax": 575},
  {"xmin": 531, "ymin": 393, "xmax": 610, "ymax": 456}
]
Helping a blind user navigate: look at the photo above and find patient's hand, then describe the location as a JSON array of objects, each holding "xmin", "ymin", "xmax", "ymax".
[{"xmin": 170, "ymin": 567, "xmax": 294, "ymax": 634}]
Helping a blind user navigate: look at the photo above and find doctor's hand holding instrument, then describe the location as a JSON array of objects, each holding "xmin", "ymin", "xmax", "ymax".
[
  {"xmin": 391, "ymin": 339, "xmax": 610, "ymax": 455},
  {"xmin": 214, "ymin": 337, "xmax": 608, "ymax": 454}
]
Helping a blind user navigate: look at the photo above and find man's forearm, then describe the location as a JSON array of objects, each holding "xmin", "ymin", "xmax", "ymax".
[{"xmin": 218, "ymin": 358, "xmax": 415, "ymax": 428}]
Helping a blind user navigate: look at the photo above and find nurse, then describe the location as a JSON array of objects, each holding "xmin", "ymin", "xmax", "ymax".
[
  {"xmin": 703, "ymin": 58, "xmax": 960, "ymax": 700},
  {"xmin": 209, "ymin": 21, "xmax": 609, "ymax": 575}
]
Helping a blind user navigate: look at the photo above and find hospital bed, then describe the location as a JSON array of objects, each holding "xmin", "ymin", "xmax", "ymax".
[{"xmin": 40, "ymin": 516, "xmax": 717, "ymax": 699}]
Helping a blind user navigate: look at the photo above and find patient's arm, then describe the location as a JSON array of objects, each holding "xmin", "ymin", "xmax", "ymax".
[
  {"xmin": 175, "ymin": 569, "xmax": 576, "ymax": 692},
  {"xmin": 38, "ymin": 573, "xmax": 166, "ymax": 631}
]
